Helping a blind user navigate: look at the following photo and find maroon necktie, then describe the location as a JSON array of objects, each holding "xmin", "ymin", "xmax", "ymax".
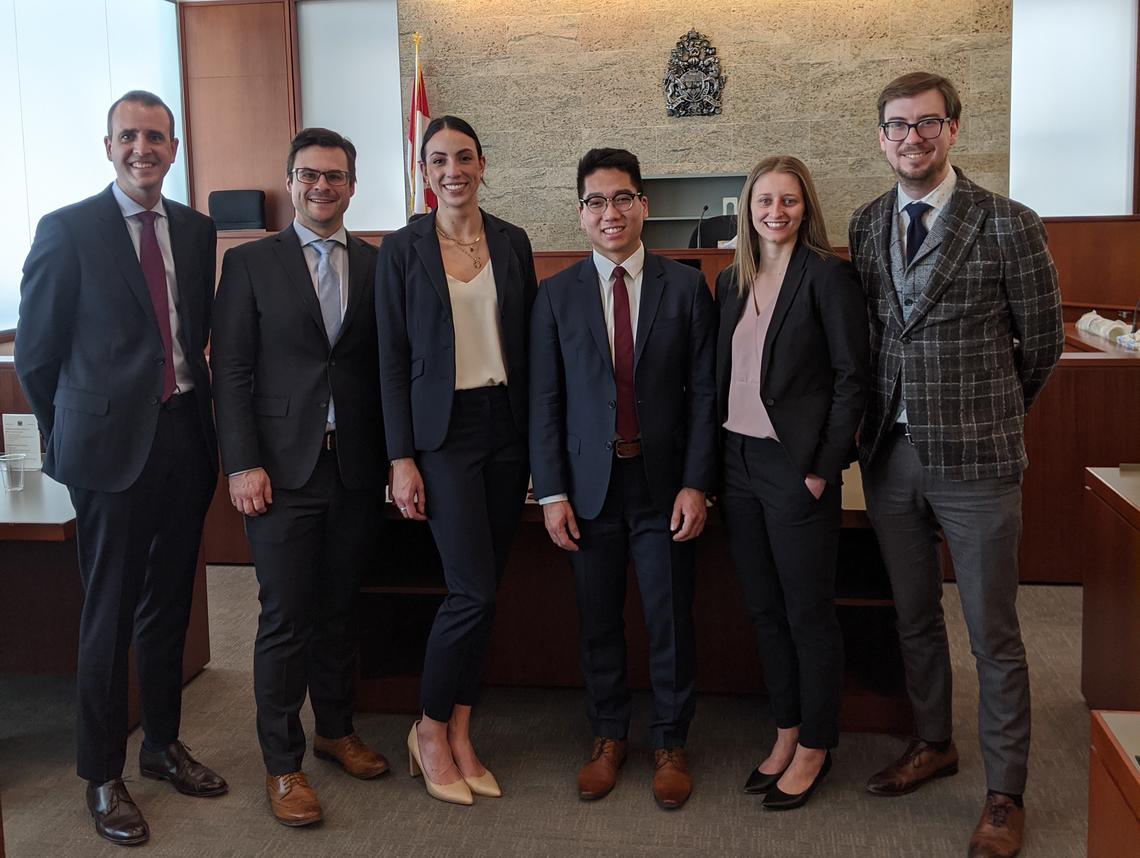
[
  {"xmin": 137, "ymin": 211, "xmax": 176, "ymax": 402},
  {"xmin": 612, "ymin": 265, "xmax": 639, "ymax": 441}
]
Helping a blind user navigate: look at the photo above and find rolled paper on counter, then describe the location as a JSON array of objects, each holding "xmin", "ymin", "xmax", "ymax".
[{"xmin": 1078, "ymin": 310, "xmax": 1130, "ymax": 340}]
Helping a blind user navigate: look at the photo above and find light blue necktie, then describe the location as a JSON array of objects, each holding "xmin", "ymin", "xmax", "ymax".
[
  {"xmin": 312, "ymin": 239, "xmax": 341, "ymax": 428},
  {"xmin": 312, "ymin": 239, "xmax": 342, "ymax": 344}
]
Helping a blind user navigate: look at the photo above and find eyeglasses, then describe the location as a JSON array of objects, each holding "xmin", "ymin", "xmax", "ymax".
[
  {"xmin": 290, "ymin": 168, "xmax": 351, "ymax": 186},
  {"xmin": 879, "ymin": 117, "xmax": 953, "ymax": 142},
  {"xmin": 579, "ymin": 192, "xmax": 643, "ymax": 214}
]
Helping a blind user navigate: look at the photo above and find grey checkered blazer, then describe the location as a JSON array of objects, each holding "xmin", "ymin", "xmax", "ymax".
[{"xmin": 848, "ymin": 170, "xmax": 1063, "ymax": 480}]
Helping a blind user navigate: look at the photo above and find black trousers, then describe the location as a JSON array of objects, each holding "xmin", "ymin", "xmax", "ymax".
[
  {"xmin": 416, "ymin": 386, "xmax": 528, "ymax": 722},
  {"xmin": 69, "ymin": 394, "xmax": 215, "ymax": 783},
  {"xmin": 245, "ymin": 447, "xmax": 382, "ymax": 776},
  {"xmin": 571, "ymin": 456, "xmax": 697, "ymax": 750},
  {"xmin": 719, "ymin": 432, "xmax": 843, "ymax": 750}
]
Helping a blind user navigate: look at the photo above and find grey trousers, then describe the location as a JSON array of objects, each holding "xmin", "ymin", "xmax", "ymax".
[{"xmin": 862, "ymin": 430, "xmax": 1029, "ymax": 794}]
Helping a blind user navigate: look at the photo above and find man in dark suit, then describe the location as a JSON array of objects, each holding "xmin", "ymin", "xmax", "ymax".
[
  {"xmin": 530, "ymin": 148, "xmax": 717, "ymax": 810},
  {"xmin": 849, "ymin": 72, "xmax": 1063, "ymax": 858},
  {"xmin": 211, "ymin": 128, "xmax": 388, "ymax": 827},
  {"xmin": 16, "ymin": 90, "xmax": 226, "ymax": 847}
]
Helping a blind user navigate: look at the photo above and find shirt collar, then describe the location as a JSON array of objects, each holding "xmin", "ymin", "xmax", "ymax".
[
  {"xmin": 592, "ymin": 243, "xmax": 645, "ymax": 284},
  {"xmin": 896, "ymin": 165, "xmax": 957, "ymax": 214},
  {"xmin": 111, "ymin": 181, "xmax": 167, "ymax": 220},
  {"xmin": 293, "ymin": 219, "xmax": 347, "ymax": 249}
]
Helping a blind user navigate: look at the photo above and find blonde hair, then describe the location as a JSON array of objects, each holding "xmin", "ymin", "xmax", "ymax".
[{"xmin": 733, "ymin": 155, "xmax": 834, "ymax": 297}]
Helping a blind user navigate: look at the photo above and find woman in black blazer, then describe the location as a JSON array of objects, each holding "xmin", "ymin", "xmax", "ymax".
[
  {"xmin": 715, "ymin": 155, "xmax": 869, "ymax": 810},
  {"xmin": 376, "ymin": 116, "xmax": 537, "ymax": 805}
]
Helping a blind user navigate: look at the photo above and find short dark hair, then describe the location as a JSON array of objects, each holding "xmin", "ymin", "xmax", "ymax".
[
  {"xmin": 877, "ymin": 71, "xmax": 963, "ymax": 123},
  {"xmin": 106, "ymin": 90, "xmax": 176, "ymax": 138},
  {"xmin": 419, "ymin": 115, "xmax": 483, "ymax": 163},
  {"xmin": 576, "ymin": 148, "xmax": 644, "ymax": 199},
  {"xmin": 286, "ymin": 127, "xmax": 358, "ymax": 183}
]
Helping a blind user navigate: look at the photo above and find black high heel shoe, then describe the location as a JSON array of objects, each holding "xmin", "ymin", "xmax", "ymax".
[
  {"xmin": 743, "ymin": 764, "xmax": 789, "ymax": 795},
  {"xmin": 762, "ymin": 751, "xmax": 831, "ymax": 811}
]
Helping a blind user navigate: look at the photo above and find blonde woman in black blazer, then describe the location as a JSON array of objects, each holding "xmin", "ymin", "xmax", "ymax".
[
  {"xmin": 714, "ymin": 156, "xmax": 869, "ymax": 810},
  {"xmin": 376, "ymin": 116, "xmax": 537, "ymax": 805}
]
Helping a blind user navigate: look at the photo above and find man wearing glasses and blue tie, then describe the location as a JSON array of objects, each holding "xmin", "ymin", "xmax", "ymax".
[
  {"xmin": 848, "ymin": 72, "xmax": 1063, "ymax": 858},
  {"xmin": 211, "ymin": 128, "xmax": 390, "ymax": 827}
]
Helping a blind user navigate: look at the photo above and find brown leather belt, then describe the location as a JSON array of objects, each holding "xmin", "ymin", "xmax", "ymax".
[
  {"xmin": 614, "ymin": 439, "xmax": 642, "ymax": 459},
  {"xmin": 323, "ymin": 431, "xmax": 337, "ymax": 451}
]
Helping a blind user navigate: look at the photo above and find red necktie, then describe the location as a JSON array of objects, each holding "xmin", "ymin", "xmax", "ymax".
[
  {"xmin": 612, "ymin": 265, "xmax": 639, "ymax": 441},
  {"xmin": 137, "ymin": 211, "xmax": 176, "ymax": 402}
]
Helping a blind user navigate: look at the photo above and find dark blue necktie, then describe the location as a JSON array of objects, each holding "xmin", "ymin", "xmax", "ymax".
[{"xmin": 904, "ymin": 201, "xmax": 932, "ymax": 266}]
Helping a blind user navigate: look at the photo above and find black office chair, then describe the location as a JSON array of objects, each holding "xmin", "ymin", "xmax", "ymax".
[{"xmin": 688, "ymin": 214, "xmax": 737, "ymax": 248}]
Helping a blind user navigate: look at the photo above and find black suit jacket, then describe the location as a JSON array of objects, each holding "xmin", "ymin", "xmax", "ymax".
[
  {"xmin": 16, "ymin": 184, "xmax": 218, "ymax": 492},
  {"xmin": 715, "ymin": 243, "xmax": 869, "ymax": 485},
  {"xmin": 211, "ymin": 225, "xmax": 384, "ymax": 491},
  {"xmin": 529, "ymin": 253, "xmax": 718, "ymax": 520},
  {"xmin": 376, "ymin": 210, "xmax": 537, "ymax": 458}
]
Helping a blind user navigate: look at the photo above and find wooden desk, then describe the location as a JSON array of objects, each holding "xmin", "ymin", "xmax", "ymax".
[
  {"xmin": 1089, "ymin": 711, "xmax": 1140, "ymax": 857},
  {"xmin": 1082, "ymin": 468, "xmax": 1140, "ymax": 710},
  {"xmin": 0, "ymin": 471, "xmax": 212, "ymax": 725},
  {"xmin": 353, "ymin": 464, "xmax": 914, "ymax": 735}
]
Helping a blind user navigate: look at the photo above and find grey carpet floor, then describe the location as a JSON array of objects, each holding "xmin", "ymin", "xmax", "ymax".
[{"xmin": 1, "ymin": 568, "xmax": 1087, "ymax": 857}]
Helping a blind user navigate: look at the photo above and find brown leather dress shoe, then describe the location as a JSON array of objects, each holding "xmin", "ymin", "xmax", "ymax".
[
  {"xmin": 968, "ymin": 793, "xmax": 1025, "ymax": 858},
  {"xmin": 139, "ymin": 740, "xmax": 228, "ymax": 797},
  {"xmin": 865, "ymin": 738, "xmax": 959, "ymax": 796},
  {"xmin": 313, "ymin": 733, "xmax": 390, "ymax": 779},
  {"xmin": 86, "ymin": 778, "xmax": 149, "ymax": 846},
  {"xmin": 577, "ymin": 737, "xmax": 628, "ymax": 800},
  {"xmin": 266, "ymin": 772, "xmax": 323, "ymax": 827},
  {"xmin": 652, "ymin": 747, "xmax": 692, "ymax": 810}
]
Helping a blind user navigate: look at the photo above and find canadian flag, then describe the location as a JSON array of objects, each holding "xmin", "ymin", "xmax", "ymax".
[{"xmin": 406, "ymin": 33, "xmax": 436, "ymax": 216}]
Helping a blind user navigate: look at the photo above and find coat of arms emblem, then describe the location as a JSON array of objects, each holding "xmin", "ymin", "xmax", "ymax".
[{"xmin": 663, "ymin": 30, "xmax": 726, "ymax": 117}]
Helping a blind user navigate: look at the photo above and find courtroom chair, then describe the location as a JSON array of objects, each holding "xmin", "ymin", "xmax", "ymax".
[{"xmin": 688, "ymin": 215, "xmax": 737, "ymax": 248}]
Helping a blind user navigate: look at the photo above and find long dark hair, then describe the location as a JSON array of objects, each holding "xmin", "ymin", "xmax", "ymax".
[{"xmin": 419, "ymin": 115, "xmax": 483, "ymax": 163}]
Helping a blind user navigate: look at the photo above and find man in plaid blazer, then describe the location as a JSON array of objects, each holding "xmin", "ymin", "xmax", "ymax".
[{"xmin": 848, "ymin": 72, "xmax": 1063, "ymax": 858}]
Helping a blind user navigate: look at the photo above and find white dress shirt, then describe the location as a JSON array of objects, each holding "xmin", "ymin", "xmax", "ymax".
[
  {"xmin": 111, "ymin": 181, "xmax": 194, "ymax": 393},
  {"xmin": 294, "ymin": 219, "xmax": 348, "ymax": 430},
  {"xmin": 893, "ymin": 167, "xmax": 957, "ymax": 425},
  {"xmin": 538, "ymin": 244, "xmax": 647, "ymax": 506}
]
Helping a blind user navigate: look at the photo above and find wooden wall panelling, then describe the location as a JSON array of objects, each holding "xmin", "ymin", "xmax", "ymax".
[
  {"xmin": 1043, "ymin": 216, "xmax": 1140, "ymax": 316},
  {"xmin": 179, "ymin": 0, "xmax": 300, "ymax": 232},
  {"xmin": 1019, "ymin": 353, "xmax": 1140, "ymax": 583}
]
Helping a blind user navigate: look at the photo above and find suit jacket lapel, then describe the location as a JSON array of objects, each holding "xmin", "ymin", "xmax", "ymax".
[
  {"xmin": 904, "ymin": 179, "xmax": 987, "ymax": 331},
  {"xmin": 718, "ymin": 275, "xmax": 745, "ymax": 379},
  {"xmin": 634, "ymin": 253, "xmax": 665, "ymax": 368},
  {"xmin": 760, "ymin": 243, "xmax": 808, "ymax": 380},
  {"xmin": 578, "ymin": 258, "xmax": 612, "ymax": 373},
  {"xmin": 165, "ymin": 200, "xmax": 198, "ymax": 350},
  {"xmin": 273, "ymin": 225, "xmax": 327, "ymax": 340},
  {"xmin": 96, "ymin": 187, "xmax": 160, "ymax": 335},
  {"xmin": 484, "ymin": 212, "xmax": 511, "ymax": 311},
  {"xmin": 871, "ymin": 189, "xmax": 907, "ymax": 330},
  {"xmin": 412, "ymin": 212, "xmax": 452, "ymax": 317},
  {"xmin": 338, "ymin": 233, "xmax": 370, "ymax": 343}
]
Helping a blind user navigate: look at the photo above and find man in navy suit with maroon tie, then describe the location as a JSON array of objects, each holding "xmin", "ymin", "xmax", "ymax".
[
  {"xmin": 529, "ymin": 148, "xmax": 717, "ymax": 810},
  {"xmin": 16, "ymin": 90, "xmax": 226, "ymax": 847}
]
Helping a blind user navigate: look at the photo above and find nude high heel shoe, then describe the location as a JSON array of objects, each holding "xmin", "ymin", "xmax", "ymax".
[
  {"xmin": 407, "ymin": 722, "xmax": 473, "ymax": 806},
  {"xmin": 463, "ymin": 769, "xmax": 502, "ymax": 798}
]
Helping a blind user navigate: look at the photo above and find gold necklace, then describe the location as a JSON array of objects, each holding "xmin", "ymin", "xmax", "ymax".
[{"xmin": 436, "ymin": 224, "xmax": 486, "ymax": 271}]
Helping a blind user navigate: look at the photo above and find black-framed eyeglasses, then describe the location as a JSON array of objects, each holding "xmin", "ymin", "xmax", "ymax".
[
  {"xmin": 290, "ymin": 167, "xmax": 351, "ymax": 186},
  {"xmin": 879, "ymin": 117, "xmax": 953, "ymax": 142},
  {"xmin": 579, "ymin": 192, "xmax": 643, "ymax": 214}
]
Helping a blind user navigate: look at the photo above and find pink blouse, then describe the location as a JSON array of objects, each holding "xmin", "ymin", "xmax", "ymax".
[{"xmin": 723, "ymin": 285, "xmax": 780, "ymax": 440}]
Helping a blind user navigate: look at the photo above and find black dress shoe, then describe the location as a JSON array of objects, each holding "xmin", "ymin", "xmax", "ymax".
[
  {"xmin": 86, "ymin": 778, "xmax": 149, "ymax": 846},
  {"xmin": 140, "ymin": 740, "xmax": 228, "ymax": 797},
  {"xmin": 762, "ymin": 751, "xmax": 832, "ymax": 811},
  {"xmin": 744, "ymin": 764, "xmax": 788, "ymax": 794}
]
